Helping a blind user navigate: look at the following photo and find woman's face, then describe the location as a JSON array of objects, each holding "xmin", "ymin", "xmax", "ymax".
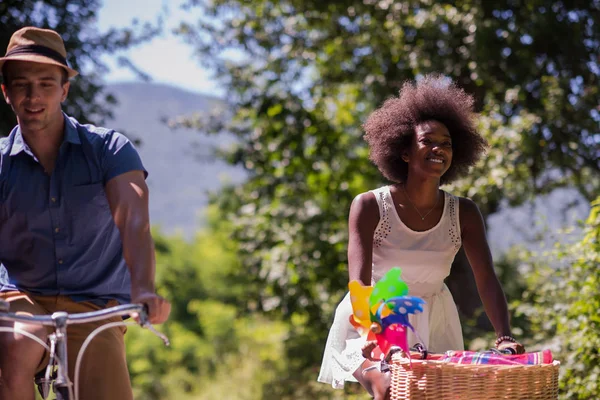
[{"xmin": 404, "ymin": 120, "xmax": 453, "ymax": 179}]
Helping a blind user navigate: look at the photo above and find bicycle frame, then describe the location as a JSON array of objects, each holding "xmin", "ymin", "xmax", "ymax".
[
  {"xmin": 0, "ymin": 302, "xmax": 169, "ymax": 400},
  {"xmin": 50, "ymin": 311, "xmax": 70, "ymax": 397}
]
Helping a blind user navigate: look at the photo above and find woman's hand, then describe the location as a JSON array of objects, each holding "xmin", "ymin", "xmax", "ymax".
[
  {"xmin": 361, "ymin": 340, "xmax": 379, "ymax": 361},
  {"xmin": 497, "ymin": 340, "xmax": 526, "ymax": 355}
]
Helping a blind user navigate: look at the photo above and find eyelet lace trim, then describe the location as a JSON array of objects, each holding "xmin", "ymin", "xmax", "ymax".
[
  {"xmin": 373, "ymin": 190, "xmax": 391, "ymax": 247},
  {"xmin": 448, "ymin": 195, "xmax": 461, "ymax": 252}
]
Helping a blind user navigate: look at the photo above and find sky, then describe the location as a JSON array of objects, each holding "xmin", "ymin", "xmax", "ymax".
[{"xmin": 97, "ymin": 0, "xmax": 222, "ymax": 96}]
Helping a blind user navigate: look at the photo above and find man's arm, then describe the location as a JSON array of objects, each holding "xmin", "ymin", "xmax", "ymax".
[{"xmin": 105, "ymin": 170, "xmax": 170, "ymax": 324}]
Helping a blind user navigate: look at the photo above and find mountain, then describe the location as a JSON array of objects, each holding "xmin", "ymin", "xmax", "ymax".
[
  {"xmin": 487, "ymin": 188, "xmax": 589, "ymax": 257},
  {"xmin": 105, "ymin": 82, "xmax": 245, "ymax": 237}
]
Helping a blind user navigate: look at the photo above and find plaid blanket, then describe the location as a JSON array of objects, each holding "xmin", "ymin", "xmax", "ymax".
[{"xmin": 439, "ymin": 349, "xmax": 554, "ymax": 365}]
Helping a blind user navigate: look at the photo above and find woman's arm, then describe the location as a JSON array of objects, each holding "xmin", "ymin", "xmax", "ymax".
[
  {"xmin": 348, "ymin": 192, "xmax": 380, "ymax": 285},
  {"xmin": 459, "ymin": 197, "xmax": 514, "ymax": 339}
]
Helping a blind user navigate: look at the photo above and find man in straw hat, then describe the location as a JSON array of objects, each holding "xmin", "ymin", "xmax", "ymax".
[{"xmin": 0, "ymin": 27, "xmax": 171, "ymax": 400}]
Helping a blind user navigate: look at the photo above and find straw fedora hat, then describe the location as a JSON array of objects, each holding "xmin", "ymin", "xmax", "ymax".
[{"xmin": 0, "ymin": 27, "xmax": 78, "ymax": 78}]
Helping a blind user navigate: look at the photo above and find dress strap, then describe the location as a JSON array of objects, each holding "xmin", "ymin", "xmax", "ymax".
[
  {"xmin": 447, "ymin": 193, "xmax": 462, "ymax": 252},
  {"xmin": 369, "ymin": 186, "xmax": 392, "ymax": 248}
]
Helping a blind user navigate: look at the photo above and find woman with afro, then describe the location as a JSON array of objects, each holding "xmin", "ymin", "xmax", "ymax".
[{"xmin": 318, "ymin": 75, "xmax": 524, "ymax": 399}]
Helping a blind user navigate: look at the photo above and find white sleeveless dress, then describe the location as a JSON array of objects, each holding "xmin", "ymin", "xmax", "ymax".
[{"xmin": 318, "ymin": 186, "xmax": 464, "ymax": 389}]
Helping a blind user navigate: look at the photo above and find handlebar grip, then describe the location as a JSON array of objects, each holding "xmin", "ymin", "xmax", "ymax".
[
  {"xmin": 135, "ymin": 303, "xmax": 150, "ymax": 325},
  {"xmin": 491, "ymin": 347, "xmax": 517, "ymax": 355}
]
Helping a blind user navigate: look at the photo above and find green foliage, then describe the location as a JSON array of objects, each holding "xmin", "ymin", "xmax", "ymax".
[
  {"xmin": 126, "ymin": 204, "xmax": 372, "ymax": 399},
  {"xmin": 461, "ymin": 247, "xmax": 533, "ymax": 348},
  {"xmin": 127, "ymin": 205, "xmax": 296, "ymax": 399},
  {"xmin": 171, "ymin": 1, "xmax": 599, "ymax": 395},
  {"xmin": 180, "ymin": 0, "xmax": 599, "ymax": 203},
  {"xmin": 174, "ymin": 0, "xmax": 599, "ymax": 336},
  {"xmin": 0, "ymin": 0, "xmax": 160, "ymax": 136},
  {"xmin": 517, "ymin": 198, "xmax": 600, "ymax": 399}
]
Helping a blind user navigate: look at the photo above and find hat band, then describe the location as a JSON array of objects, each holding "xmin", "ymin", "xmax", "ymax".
[{"xmin": 5, "ymin": 45, "xmax": 68, "ymax": 67}]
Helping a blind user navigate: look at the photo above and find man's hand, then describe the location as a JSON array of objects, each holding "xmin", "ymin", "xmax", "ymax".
[{"xmin": 131, "ymin": 291, "xmax": 171, "ymax": 325}]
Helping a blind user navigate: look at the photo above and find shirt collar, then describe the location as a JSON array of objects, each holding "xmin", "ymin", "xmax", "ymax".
[
  {"xmin": 9, "ymin": 128, "xmax": 32, "ymax": 157},
  {"xmin": 63, "ymin": 113, "xmax": 82, "ymax": 145},
  {"xmin": 8, "ymin": 113, "xmax": 81, "ymax": 157}
]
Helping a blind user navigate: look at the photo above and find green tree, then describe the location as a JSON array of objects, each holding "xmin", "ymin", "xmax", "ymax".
[
  {"xmin": 126, "ymin": 206, "xmax": 307, "ymax": 399},
  {"xmin": 0, "ymin": 0, "xmax": 160, "ymax": 135},
  {"xmin": 176, "ymin": 0, "xmax": 598, "ymax": 318},
  {"xmin": 126, "ymin": 204, "xmax": 369, "ymax": 399},
  {"xmin": 517, "ymin": 197, "xmax": 600, "ymax": 399},
  {"xmin": 171, "ymin": 0, "xmax": 598, "ymax": 395}
]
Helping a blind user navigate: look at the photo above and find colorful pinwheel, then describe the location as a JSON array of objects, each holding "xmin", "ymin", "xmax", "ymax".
[{"xmin": 348, "ymin": 267, "xmax": 426, "ymax": 357}]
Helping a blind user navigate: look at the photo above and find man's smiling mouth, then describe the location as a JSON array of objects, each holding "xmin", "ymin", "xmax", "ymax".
[{"xmin": 25, "ymin": 107, "xmax": 44, "ymax": 114}]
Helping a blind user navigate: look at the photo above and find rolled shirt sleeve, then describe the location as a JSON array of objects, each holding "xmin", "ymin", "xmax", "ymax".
[{"xmin": 102, "ymin": 131, "xmax": 148, "ymax": 183}]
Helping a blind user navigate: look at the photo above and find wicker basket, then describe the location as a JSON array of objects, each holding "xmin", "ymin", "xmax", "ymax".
[{"xmin": 389, "ymin": 353, "xmax": 560, "ymax": 400}]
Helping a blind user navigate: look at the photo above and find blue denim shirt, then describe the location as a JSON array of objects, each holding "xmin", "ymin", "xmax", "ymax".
[{"xmin": 0, "ymin": 114, "xmax": 147, "ymax": 303}]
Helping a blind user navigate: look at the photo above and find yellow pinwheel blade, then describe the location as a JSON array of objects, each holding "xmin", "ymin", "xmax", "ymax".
[{"xmin": 348, "ymin": 280, "xmax": 373, "ymax": 329}]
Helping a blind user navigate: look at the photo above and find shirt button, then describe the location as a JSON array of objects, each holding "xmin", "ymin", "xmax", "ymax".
[
  {"xmin": 55, "ymin": 228, "xmax": 60, "ymax": 233},
  {"xmin": 51, "ymin": 197, "xmax": 57, "ymax": 203},
  {"xmin": 58, "ymin": 259, "xmax": 63, "ymax": 264}
]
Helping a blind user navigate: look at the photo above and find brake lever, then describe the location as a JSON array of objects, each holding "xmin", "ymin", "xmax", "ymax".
[
  {"xmin": 489, "ymin": 347, "xmax": 517, "ymax": 355},
  {"xmin": 137, "ymin": 304, "xmax": 150, "ymax": 325},
  {"xmin": 137, "ymin": 303, "xmax": 170, "ymax": 346},
  {"xmin": 143, "ymin": 323, "xmax": 170, "ymax": 346},
  {"xmin": 411, "ymin": 343, "xmax": 428, "ymax": 359}
]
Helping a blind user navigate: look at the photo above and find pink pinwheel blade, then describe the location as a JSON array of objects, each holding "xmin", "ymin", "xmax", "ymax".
[{"xmin": 375, "ymin": 324, "xmax": 408, "ymax": 355}]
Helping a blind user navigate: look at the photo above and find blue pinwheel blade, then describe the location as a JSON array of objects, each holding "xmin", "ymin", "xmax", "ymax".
[{"xmin": 386, "ymin": 296, "xmax": 425, "ymax": 315}]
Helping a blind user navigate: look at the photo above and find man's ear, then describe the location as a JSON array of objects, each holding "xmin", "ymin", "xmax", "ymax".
[
  {"xmin": 61, "ymin": 81, "xmax": 70, "ymax": 103},
  {"xmin": 1, "ymin": 83, "xmax": 10, "ymax": 105}
]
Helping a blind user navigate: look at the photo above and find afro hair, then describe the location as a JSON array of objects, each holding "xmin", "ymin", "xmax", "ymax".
[{"xmin": 363, "ymin": 74, "xmax": 488, "ymax": 185}]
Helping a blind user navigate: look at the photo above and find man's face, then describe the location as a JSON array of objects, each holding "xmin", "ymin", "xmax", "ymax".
[{"xmin": 1, "ymin": 60, "xmax": 69, "ymax": 133}]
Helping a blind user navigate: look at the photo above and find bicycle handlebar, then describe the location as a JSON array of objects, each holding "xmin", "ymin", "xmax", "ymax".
[
  {"xmin": 0, "ymin": 303, "xmax": 143, "ymax": 325},
  {"xmin": 0, "ymin": 302, "xmax": 169, "ymax": 346},
  {"xmin": 0, "ymin": 298, "xmax": 8, "ymax": 312}
]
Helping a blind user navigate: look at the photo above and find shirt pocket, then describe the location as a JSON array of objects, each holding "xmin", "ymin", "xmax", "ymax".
[
  {"xmin": 68, "ymin": 182, "xmax": 110, "ymax": 209},
  {"xmin": 66, "ymin": 182, "xmax": 113, "ymax": 240}
]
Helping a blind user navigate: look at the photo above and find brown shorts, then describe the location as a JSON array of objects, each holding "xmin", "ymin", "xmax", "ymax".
[{"xmin": 0, "ymin": 291, "xmax": 133, "ymax": 400}]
